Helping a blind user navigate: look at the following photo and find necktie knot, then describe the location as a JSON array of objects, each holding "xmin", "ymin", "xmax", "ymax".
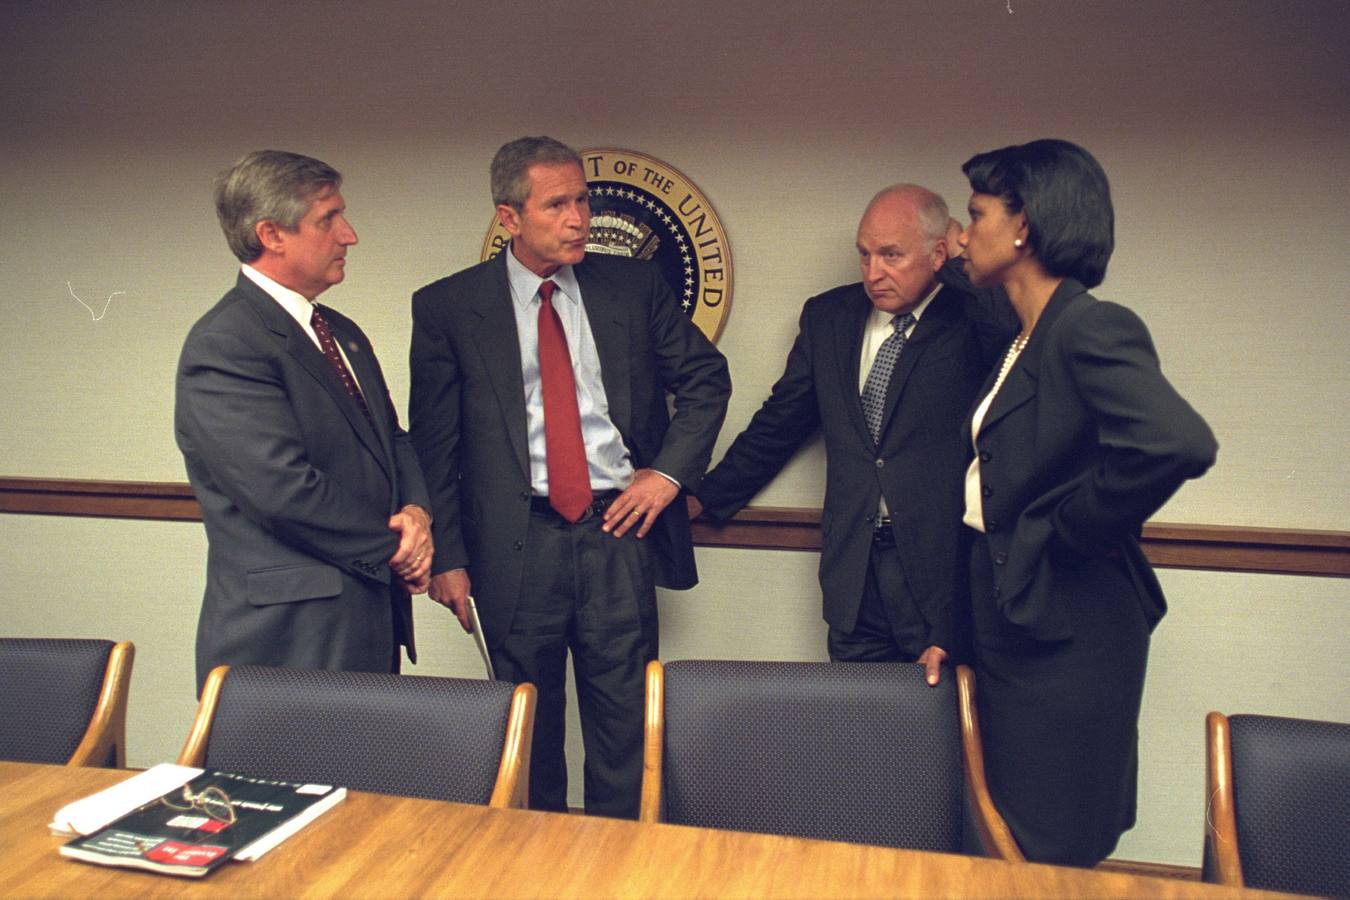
[
  {"xmin": 538, "ymin": 280, "xmax": 557, "ymax": 305},
  {"xmin": 893, "ymin": 312, "xmax": 916, "ymax": 335}
]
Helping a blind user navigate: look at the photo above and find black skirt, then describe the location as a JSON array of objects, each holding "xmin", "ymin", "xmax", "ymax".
[{"xmin": 967, "ymin": 532, "xmax": 1152, "ymax": 866}]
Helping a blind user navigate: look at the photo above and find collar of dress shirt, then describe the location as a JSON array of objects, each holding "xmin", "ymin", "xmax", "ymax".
[
  {"xmin": 241, "ymin": 264, "xmax": 318, "ymax": 339},
  {"xmin": 504, "ymin": 245, "xmax": 582, "ymax": 310},
  {"xmin": 863, "ymin": 280, "xmax": 942, "ymax": 334}
]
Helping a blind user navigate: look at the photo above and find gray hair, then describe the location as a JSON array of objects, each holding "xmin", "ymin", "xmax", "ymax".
[
  {"xmin": 869, "ymin": 183, "xmax": 950, "ymax": 249},
  {"xmin": 214, "ymin": 150, "xmax": 342, "ymax": 262},
  {"xmin": 490, "ymin": 136, "xmax": 583, "ymax": 210}
]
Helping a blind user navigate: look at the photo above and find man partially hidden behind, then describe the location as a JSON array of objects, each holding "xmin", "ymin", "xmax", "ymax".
[
  {"xmin": 693, "ymin": 185, "xmax": 1016, "ymax": 682},
  {"xmin": 176, "ymin": 150, "xmax": 433, "ymax": 693},
  {"xmin": 410, "ymin": 136, "xmax": 730, "ymax": 817}
]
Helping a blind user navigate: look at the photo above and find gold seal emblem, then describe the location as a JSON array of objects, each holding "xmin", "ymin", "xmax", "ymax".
[{"xmin": 481, "ymin": 148, "xmax": 732, "ymax": 343}]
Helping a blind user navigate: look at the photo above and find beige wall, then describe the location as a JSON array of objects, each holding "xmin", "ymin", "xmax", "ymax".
[{"xmin": 2, "ymin": 0, "xmax": 1348, "ymax": 867}]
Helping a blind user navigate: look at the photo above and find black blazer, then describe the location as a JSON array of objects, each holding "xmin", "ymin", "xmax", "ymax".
[
  {"xmin": 176, "ymin": 274, "xmax": 431, "ymax": 690},
  {"xmin": 409, "ymin": 252, "xmax": 730, "ymax": 645},
  {"xmin": 967, "ymin": 278, "xmax": 1218, "ymax": 642},
  {"xmin": 697, "ymin": 276, "xmax": 1015, "ymax": 649}
]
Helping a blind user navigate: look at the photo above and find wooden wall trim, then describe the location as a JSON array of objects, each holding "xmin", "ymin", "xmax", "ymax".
[
  {"xmin": 689, "ymin": 507, "xmax": 1350, "ymax": 577},
  {"xmin": 2, "ymin": 477, "xmax": 1347, "ymax": 578},
  {"xmin": 0, "ymin": 478, "xmax": 201, "ymax": 521}
]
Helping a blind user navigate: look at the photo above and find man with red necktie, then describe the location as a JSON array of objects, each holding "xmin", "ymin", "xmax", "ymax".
[{"xmin": 410, "ymin": 136, "xmax": 729, "ymax": 818}]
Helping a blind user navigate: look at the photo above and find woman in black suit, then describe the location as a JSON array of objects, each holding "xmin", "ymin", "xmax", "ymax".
[{"xmin": 956, "ymin": 139, "xmax": 1217, "ymax": 866}]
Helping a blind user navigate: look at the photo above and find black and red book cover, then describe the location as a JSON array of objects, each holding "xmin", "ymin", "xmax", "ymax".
[{"xmin": 60, "ymin": 770, "xmax": 344, "ymax": 877}]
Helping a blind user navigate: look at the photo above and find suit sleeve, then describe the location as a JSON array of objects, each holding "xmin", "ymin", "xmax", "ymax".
[
  {"xmin": 176, "ymin": 328, "xmax": 400, "ymax": 582},
  {"xmin": 696, "ymin": 301, "xmax": 822, "ymax": 520},
  {"xmin": 1047, "ymin": 301, "xmax": 1218, "ymax": 551},
  {"xmin": 408, "ymin": 288, "xmax": 470, "ymax": 575},
  {"xmin": 644, "ymin": 265, "xmax": 732, "ymax": 490},
  {"xmin": 391, "ymin": 430, "xmax": 431, "ymax": 513},
  {"xmin": 938, "ymin": 259, "xmax": 1020, "ymax": 368}
]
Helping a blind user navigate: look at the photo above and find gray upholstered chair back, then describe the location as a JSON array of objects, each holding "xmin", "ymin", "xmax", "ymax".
[
  {"xmin": 659, "ymin": 660, "xmax": 963, "ymax": 850},
  {"xmin": 193, "ymin": 666, "xmax": 520, "ymax": 805},
  {"xmin": 1224, "ymin": 713, "xmax": 1350, "ymax": 896},
  {"xmin": 0, "ymin": 638, "xmax": 118, "ymax": 765}
]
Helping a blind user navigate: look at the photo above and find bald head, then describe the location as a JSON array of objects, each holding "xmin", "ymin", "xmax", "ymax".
[
  {"xmin": 855, "ymin": 184, "xmax": 950, "ymax": 313},
  {"xmin": 862, "ymin": 184, "xmax": 949, "ymax": 245}
]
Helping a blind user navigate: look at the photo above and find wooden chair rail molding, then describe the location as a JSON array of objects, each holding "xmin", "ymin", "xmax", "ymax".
[{"xmin": 2, "ymin": 477, "xmax": 1347, "ymax": 578}]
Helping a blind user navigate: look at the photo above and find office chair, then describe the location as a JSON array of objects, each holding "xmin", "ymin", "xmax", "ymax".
[
  {"xmin": 179, "ymin": 665, "xmax": 535, "ymax": 808},
  {"xmin": 0, "ymin": 638, "xmax": 134, "ymax": 767},
  {"xmin": 641, "ymin": 659, "xmax": 1021, "ymax": 858},
  {"xmin": 1204, "ymin": 711, "xmax": 1350, "ymax": 896}
]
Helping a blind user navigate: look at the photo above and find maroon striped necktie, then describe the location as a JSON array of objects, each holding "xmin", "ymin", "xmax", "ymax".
[{"xmin": 310, "ymin": 306, "xmax": 374, "ymax": 428}]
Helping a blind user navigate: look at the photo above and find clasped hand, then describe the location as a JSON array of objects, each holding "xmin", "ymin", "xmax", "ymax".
[{"xmin": 388, "ymin": 504, "xmax": 433, "ymax": 593}]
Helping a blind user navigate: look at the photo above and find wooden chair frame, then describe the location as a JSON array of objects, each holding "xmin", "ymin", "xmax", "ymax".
[
  {"xmin": 955, "ymin": 665, "xmax": 1024, "ymax": 861},
  {"xmin": 66, "ymin": 640, "xmax": 134, "ymax": 768},
  {"xmin": 1204, "ymin": 711, "xmax": 1244, "ymax": 886},
  {"xmin": 639, "ymin": 659, "xmax": 665, "ymax": 823},
  {"xmin": 178, "ymin": 665, "xmax": 536, "ymax": 809},
  {"xmin": 640, "ymin": 660, "xmax": 1024, "ymax": 861}
]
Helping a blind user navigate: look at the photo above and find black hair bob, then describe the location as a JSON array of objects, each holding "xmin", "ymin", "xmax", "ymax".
[{"xmin": 962, "ymin": 139, "xmax": 1114, "ymax": 288}]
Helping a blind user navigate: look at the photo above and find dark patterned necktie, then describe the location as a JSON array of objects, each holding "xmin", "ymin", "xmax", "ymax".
[
  {"xmin": 536, "ymin": 280, "xmax": 592, "ymax": 522},
  {"xmin": 310, "ymin": 306, "xmax": 374, "ymax": 427},
  {"xmin": 860, "ymin": 312, "xmax": 916, "ymax": 443}
]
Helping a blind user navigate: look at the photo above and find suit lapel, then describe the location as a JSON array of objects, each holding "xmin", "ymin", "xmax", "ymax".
[
  {"xmin": 472, "ymin": 255, "xmax": 531, "ymax": 483},
  {"xmin": 237, "ymin": 276, "xmax": 391, "ymax": 477},
  {"xmin": 575, "ymin": 258, "xmax": 632, "ymax": 434},
  {"xmin": 978, "ymin": 278, "xmax": 1087, "ymax": 433},
  {"xmin": 835, "ymin": 287, "xmax": 874, "ymax": 449},
  {"xmin": 875, "ymin": 286, "xmax": 956, "ymax": 445},
  {"xmin": 320, "ymin": 309, "xmax": 397, "ymax": 467}
]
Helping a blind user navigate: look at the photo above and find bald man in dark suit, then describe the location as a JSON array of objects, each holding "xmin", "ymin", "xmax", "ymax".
[{"xmin": 694, "ymin": 186, "xmax": 1015, "ymax": 681}]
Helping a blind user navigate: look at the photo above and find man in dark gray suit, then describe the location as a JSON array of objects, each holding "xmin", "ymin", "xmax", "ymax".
[
  {"xmin": 176, "ymin": 150, "xmax": 433, "ymax": 693},
  {"xmin": 410, "ymin": 136, "xmax": 729, "ymax": 817},
  {"xmin": 693, "ymin": 185, "xmax": 1016, "ymax": 684}
]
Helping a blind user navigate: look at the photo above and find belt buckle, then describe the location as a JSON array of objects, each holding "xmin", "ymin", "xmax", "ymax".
[{"xmin": 577, "ymin": 495, "xmax": 609, "ymax": 523}]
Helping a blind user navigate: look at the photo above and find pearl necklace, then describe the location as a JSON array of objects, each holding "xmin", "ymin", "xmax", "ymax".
[{"xmin": 990, "ymin": 332, "xmax": 1030, "ymax": 396}]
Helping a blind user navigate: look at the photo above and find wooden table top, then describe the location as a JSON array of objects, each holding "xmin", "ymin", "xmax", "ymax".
[{"xmin": 0, "ymin": 761, "xmax": 1282, "ymax": 898}]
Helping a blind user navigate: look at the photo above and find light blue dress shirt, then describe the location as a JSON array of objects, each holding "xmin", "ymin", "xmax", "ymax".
[{"xmin": 505, "ymin": 248, "xmax": 635, "ymax": 495}]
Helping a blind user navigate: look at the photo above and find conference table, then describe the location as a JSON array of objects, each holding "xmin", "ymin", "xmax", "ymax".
[{"xmin": 0, "ymin": 761, "xmax": 1282, "ymax": 898}]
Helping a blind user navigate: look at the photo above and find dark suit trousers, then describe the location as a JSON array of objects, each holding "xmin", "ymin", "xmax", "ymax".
[
  {"xmin": 489, "ymin": 506, "xmax": 658, "ymax": 819},
  {"xmin": 827, "ymin": 530, "xmax": 929, "ymax": 662}
]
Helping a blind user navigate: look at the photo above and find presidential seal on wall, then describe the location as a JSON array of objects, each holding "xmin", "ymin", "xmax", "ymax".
[{"xmin": 481, "ymin": 148, "xmax": 732, "ymax": 343}]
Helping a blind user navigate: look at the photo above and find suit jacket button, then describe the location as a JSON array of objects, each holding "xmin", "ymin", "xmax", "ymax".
[
  {"xmin": 979, "ymin": 450, "xmax": 992, "ymax": 462},
  {"xmin": 986, "ymin": 519, "xmax": 999, "ymax": 533},
  {"xmin": 513, "ymin": 541, "xmax": 523, "ymax": 551},
  {"xmin": 994, "ymin": 552, "xmax": 1007, "ymax": 565},
  {"xmin": 993, "ymin": 585, "xmax": 1001, "ymax": 597},
  {"xmin": 864, "ymin": 513, "xmax": 875, "ymax": 525},
  {"xmin": 519, "ymin": 490, "xmax": 530, "ymax": 501},
  {"xmin": 982, "ymin": 485, "xmax": 993, "ymax": 498},
  {"xmin": 875, "ymin": 458, "xmax": 884, "ymax": 468}
]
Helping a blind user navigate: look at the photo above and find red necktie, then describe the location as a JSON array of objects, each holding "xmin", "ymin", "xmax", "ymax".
[
  {"xmin": 311, "ymin": 306, "xmax": 374, "ymax": 428},
  {"xmin": 537, "ymin": 281, "xmax": 592, "ymax": 522}
]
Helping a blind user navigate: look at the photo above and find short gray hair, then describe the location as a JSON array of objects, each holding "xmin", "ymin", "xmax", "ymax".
[
  {"xmin": 214, "ymin": 150, "xmax": 342, "ymax": 262},
  {"xmin": 490, "ymin": 136, "xmax": 583, "ymax": 210}
]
